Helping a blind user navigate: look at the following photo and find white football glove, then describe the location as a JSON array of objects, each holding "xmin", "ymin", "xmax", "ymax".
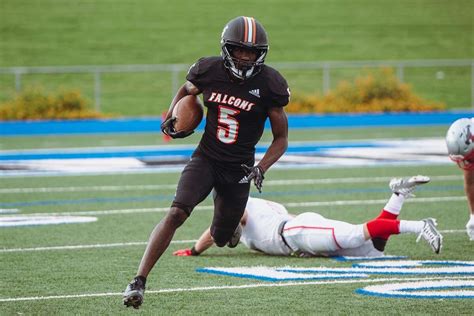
[{"xmin": 466, "ymin": 215, "xmax": 474, "ymax": 241}]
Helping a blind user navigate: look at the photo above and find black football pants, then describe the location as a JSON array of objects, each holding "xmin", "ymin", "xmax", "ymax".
[{"xmin": 171, "ymin": 152, "xmax": 251, "ymax": 246}]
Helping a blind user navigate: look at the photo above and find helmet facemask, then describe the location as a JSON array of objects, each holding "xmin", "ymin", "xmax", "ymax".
[
  {"xmin": 222, "ymin": 44, "xmax": 267, "ymax": 81},
  {"xmin": 450, "ymin": 150, "xmax": 474, "ymax": 170}
]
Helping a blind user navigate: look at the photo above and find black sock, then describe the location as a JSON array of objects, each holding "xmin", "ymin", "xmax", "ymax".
[
  {"xmin": 135, "ymin": 275, "xmax": 147, "ymax": 285},
  {"xmin": 371, "ymin": 237, "xmax": 387, "ymax": 252}
]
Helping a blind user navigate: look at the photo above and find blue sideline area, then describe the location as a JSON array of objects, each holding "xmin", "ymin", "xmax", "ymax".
[
  {"xmin": 0, "ymin": 141, "xmax": 380, "ymax": 161},
  {"xmin": 1, "ymin": 111, "xmax": 472, "ymax": 136}
]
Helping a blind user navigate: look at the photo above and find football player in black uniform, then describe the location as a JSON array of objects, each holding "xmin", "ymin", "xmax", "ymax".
[{"xmin": 123, "ymin": 16, "xmax": 290, "ymax": 309}]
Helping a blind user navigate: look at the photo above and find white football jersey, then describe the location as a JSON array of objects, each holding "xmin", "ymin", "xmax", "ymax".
[
  {"xmin": 241, "ymin": 197, "xmax": 381, "ymax": 258},
  {"xmin": 240, "ymin": 197, "xmax": 293, "ymax": 255}
]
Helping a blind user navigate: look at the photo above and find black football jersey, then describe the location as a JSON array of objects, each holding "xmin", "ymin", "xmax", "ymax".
[{"xmin": 186, "ymin": 56, "xmax": 290, "ymax": 164}]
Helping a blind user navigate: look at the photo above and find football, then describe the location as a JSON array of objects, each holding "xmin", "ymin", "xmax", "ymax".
[{"xmin": 171, "ymin": 95, "xmax": 204, "ymax": 133}]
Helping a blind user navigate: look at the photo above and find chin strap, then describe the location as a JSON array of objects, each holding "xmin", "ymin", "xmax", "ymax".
[
  {"xmin": 451, "ymin": 151, "xmax": 474, "ymax": 170},
  {"xmin": 229, "ymin": 65, "xmax": 255, "ymax": 80}
]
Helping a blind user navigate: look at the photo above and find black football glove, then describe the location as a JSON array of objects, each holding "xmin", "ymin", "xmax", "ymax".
[
  {"xmin": 160, "ymin": 117, "xmax": 194, "ymax": 139},
  {"xmin": 240, "ymin": 164, "xmax": 265, "ymax": 193}
]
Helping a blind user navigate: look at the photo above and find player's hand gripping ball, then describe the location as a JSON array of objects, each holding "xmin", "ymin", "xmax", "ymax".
[
  {"xmin": 161, "ymin": 95, "xmax": 204, "ymax": 139},
  {"xmin": 160, "ymin": 117, "xmax": 191, "ymax": 139}
]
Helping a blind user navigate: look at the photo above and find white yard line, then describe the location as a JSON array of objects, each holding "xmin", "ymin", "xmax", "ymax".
[
  {"xmin": 0, "ymin": 276, "xmax": 472, "ymax": 303},
  {"xmin": 285, "ymin": 196, "xmax": 466, "ymax": 207},
  {"xmin": 4, "ymin": 205, "xmax": 213, "ymax": 217},
  {"xmin": 0, "ymin": 175, "xmax": 462, "ymax": 194},
  {"xmin": 440, "ymin": 229, "xmax": 468, "ymax": 233},
  {"xmin": 0, "ymin": 196, "xmax": 465, "ymax": 218},
  {"xmin": 0, "ymin": 239, "xmax": 197, "ymax": 253},
  {"xmin": 0, "ymin": 184, "xmax": 177, "ymax": 193},
  {"xmin": 25, "ymin": 207, "xmax": 174, "ymax": 216},
  {"xmin": 0, "ymin": 209, "xmax": 19, "ymax": 214},
  {"xmin": 0, "ymin": 229, "xmax": 465, "ymax": 254}
]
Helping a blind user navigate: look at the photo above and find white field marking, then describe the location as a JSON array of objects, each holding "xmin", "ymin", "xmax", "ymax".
[
  {"xmin": 285, "ymin": 196, "xmax": 466, "ymax": 208},
  {"xmin": 0, "ymin": 167, "xmax": 184, "ymax": 178},
  {"xmin": 284, "ymin": 265, "xmax": 474, "ymax": 275},
  {"xmin": 358, "ymin": 279, "xmax": 474, "ymax": 298},
  {"xmin": 0, "ymin": 209, "xmax": 19, "ymax": 214},
  {"xmin": 0, "ymin": 229, "xmax": 465, "ymax": 254},
  {"xmin": 2, "ymin": 196, "xmax": 465, "ymax": 218},
  {"xmin": 0, "ymin": 239, "xmax": 197, "ymax": 253},
  {"xmin": 0, "ymin": 162, "xmax": 451, "ymax": 178},
  {"xmin": 0, "ymin": 175, "xmax": 462, "ymax": 194},
  {"xmin": 23, "ymin": 207, "xmax": 171, "ymax": 217},
  {"xmin": 353, "ymin": 260, "xmax": 474, "ymax": 268},
  {"xmin": 440, "ymin": 229, "xmax": 467, "ymax": 233},
  {"xmin": 266, "ymin": 175, "xmax": 462, "ymax": 186},
  {"xmin": 1, "ymin": 276, "xmax": 471, "ymax": 303},
  {"xmin": 6, "ymin": 205, "xmax": 214, "ymax": 217},
  {"xmin": 0, "ymin": 184, "xmax": 176, "ymax": 194},
  {"xmin": 0, "ymin": 215, "xmax": 97, "ymax": 227}
]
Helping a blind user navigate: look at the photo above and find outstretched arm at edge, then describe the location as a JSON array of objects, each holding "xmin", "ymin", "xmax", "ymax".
[
  {"xmin": 173, "ymin": 228, "xmax": 214, "ymax": 256},
  {"xmin": 173, "ymin": 211, "xmax": 249, "ymax": 256}
]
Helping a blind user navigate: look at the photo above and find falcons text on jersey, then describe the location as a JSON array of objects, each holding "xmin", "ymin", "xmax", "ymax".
[{"xmin": 186, "ymin": 56, "xmax": 290, "ymax": 164}]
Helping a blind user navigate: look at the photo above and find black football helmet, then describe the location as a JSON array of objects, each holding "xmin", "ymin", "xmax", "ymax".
[{"xmin": 220, "ymin": 16, "xmax": 269, "ymax": 81}]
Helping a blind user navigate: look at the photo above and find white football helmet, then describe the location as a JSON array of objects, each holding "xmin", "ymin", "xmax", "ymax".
[{"xmin": 446, "ymin": 118, "xmax": 474, "ymax": 170}]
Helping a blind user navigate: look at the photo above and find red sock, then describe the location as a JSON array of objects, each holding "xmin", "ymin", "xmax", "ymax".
[
  {"xmin": 366, "ymin": 218, "xmax": 400, "ymax": 240},
  {"xmin": 376, "ymin": 209, "xmax": 398, "ymax": 220}
]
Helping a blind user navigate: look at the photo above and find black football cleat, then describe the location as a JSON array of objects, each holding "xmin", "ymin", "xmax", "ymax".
[
  {"xmin": 227, "ymin": 224, "xmax": 242, "ymax": 248},
  {"xmin": 123, "ymin": 277, "xmax": 145, "ymax": 309}
]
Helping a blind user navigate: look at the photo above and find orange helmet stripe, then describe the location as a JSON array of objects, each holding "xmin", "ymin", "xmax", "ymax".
[
  {"xmin": 243, "ymin": 16, "xmax": 248, "ymax": 42},
  {"xmin": 251, "ymin": 17, "xmax": 256, "ymax": 43},
  {"xmin": 242, "ymin": 16, "xmax": 256, "ymax": 43}
]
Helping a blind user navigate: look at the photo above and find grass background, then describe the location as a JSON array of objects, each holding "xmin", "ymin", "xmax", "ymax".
[{"xmin": 0, "ymin": 0, "xmax": 472, "ymax": 114}]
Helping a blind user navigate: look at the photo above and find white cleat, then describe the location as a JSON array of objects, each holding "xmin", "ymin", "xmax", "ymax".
[
  {"xmin": 466, "ymin": 216, "xmax": 474, "ymax": 241},
  {"xmin": 389, "ymin": 175, "xmax": 430, "ymax": 198},
  {"xmin": 416, "ymin": 218, "xmax": 443, "ymax": 254}
]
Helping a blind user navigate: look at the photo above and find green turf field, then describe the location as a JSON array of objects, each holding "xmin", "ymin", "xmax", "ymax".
[
  {"xmin": 0, "ymin": 0, "xmax": 472, "ymax": 114},
  {"xmin": 0, "ymin": 125, "xmax": 472, "ymax": 314},
  {"xmin": 0, "ymin": 165, "xmax": 471, "ymax": 314}
]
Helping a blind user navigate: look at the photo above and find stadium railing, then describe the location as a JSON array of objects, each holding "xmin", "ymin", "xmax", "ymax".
[{"xmin": 0, "ymin": 59, "xmax": 473, "ymax": 111}]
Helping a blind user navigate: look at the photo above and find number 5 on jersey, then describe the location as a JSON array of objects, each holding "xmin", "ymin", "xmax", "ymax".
[{"xmin": 217, "ymin": 106, "xmax": 240, "ymax": 144}]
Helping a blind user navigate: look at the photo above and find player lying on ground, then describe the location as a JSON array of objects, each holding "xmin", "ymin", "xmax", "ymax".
[
  {"xmin": 446, "ymin": 117, "xmax": 474, "ymax": 240},
  {"xmin": 174, "ymin": 176, "xmax": 443, "ymax": 258}
]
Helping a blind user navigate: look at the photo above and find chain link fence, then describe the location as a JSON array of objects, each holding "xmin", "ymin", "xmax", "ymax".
[{"xmin": 1, "ymin": 59, "xmax": 473, "ymax": 112}]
